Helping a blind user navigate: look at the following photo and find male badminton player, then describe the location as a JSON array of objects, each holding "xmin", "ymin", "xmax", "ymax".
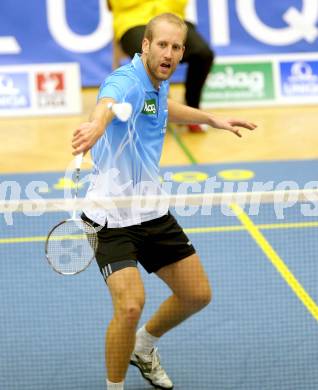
[{"xmin": 72, "ymin": 13, "xmax": 257, "ymax": 390}]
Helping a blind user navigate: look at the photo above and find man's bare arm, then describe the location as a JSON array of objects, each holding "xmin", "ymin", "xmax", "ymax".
[
  {"xmin": 168, "ymin": 98, "xmax": 257, "ymax": 137},
  {"xmin": 72, "ymin": 97, "xmax": 116, "ymax": 155}
]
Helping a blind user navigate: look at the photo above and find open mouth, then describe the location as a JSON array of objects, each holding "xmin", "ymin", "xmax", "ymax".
[{"xmin": 160, "ymin": 63, "xmax": 171, "ymax": 70}]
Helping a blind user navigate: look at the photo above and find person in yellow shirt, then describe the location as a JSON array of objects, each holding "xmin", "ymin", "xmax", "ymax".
[{"xmin": 107, "ymin": 0, "xmax": 214, "ymax": 133}]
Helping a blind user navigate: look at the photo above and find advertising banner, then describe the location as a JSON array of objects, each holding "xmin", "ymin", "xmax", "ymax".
[
  {"xmin": 0, "ymin": 63, "xmax": 81, "ymax": 116},
  {"xmin": 201, "ymin": 53, "xmax": 318, "ymax": 108},
  {"xmin": 202, "ymin": 62, "xmax": 275, "ymax": 104},
  {"xmin": 0, "ymin": 0, "xmax": 318, "ymax": 87},
  {"xmin": 279, "ymin": 60, "xmax": 318, "ymax": 98}
]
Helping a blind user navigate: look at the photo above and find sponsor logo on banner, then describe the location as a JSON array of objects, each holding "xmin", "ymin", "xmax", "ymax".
[
  {"xmin": 202, "ymin": 62, "xmax": 275, "ymax": 103},
  {"xmin": 0, "ymin": 63, "xmax": 81, "ymax": 116},
  {"xmin": 142, "ymin": 99, "xmax": 157, "ymax": 115},
  {"xmin": 0, "ymin": 73, "xmax": 30, "ymax": 108},
  {"xmin": 35, "ymin": 72, "xmax": 66, "ymax": 107},
  {"xmin": 280, "ymin": 61, "xmax": 318, "ymax": 96}
]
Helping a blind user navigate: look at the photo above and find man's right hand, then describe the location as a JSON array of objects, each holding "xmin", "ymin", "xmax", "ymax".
[{"xmin": 72, "ymin": 120, "xmax": 101, "ymax": 155}]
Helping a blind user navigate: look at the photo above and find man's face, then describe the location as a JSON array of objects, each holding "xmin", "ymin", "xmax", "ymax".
[{"xmin": 142, "ymin": 20, "xmax": 185, "ymax": 86}]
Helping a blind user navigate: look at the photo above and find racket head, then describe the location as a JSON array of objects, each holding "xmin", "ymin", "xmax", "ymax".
[{"xmin": 45, "ymin": 218, "xmax": 98, "ymax": 275}]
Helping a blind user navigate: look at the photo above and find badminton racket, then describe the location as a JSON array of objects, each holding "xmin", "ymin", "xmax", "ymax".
[{"xmin": 45, "ymin": 101, "xmax": 133, "ymax": 275}]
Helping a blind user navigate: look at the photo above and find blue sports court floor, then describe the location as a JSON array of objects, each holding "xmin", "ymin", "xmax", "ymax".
[{"xmin": 1, "ymin": 159, "xmax": 318, "ymax": 389}]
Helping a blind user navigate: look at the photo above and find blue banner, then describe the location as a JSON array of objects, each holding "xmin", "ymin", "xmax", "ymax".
[
  {"xmin": 0, "ymin": 0, "xmax": 317, "ymax": 87},
  {"xmin": 279, "ymin": 60, "xmax": 318, "ymax": 97},
  {"xmin": 0, "ymin": 73, "xmax": 30, "ymax": 108}
]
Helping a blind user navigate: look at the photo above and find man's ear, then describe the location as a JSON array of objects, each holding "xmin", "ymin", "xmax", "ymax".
[{"xmin": 142, "ymin": 38, "xmax": 150, "ymax": 54}]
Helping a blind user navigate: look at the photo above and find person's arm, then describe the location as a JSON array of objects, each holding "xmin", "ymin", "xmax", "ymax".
[
  {"xmin": 168, "ymin": 98, "xmax": 257, "ymax": 137},
  {"xmin": 72, "ymin": 97, "xmax": 116, "ymax": 155}
]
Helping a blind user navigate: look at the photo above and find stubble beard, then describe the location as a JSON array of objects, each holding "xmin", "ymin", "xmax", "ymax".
[{"xmin": 146, "ymin": 57, "xmax": 173, "ymax": 83}]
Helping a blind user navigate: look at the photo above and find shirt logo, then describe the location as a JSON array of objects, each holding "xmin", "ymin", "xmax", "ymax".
[{"xmin": 142, "ymin": 99, "xmax": 157, "ymax": 115}]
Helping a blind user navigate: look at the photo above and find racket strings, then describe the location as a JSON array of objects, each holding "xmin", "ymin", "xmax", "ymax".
[{"xmin": 46, "ymin": 219, "xmax": 98, "ymax": 275}]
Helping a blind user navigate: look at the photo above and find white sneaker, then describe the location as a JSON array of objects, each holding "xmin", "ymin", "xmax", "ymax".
[{"xmin": 130, "ymin": 347, "xmax": 173, "ymax": 389}]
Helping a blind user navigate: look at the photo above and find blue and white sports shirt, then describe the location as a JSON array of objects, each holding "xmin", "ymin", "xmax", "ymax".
[{"xmin": 84, "ymin": 54, "xmax": 169, "ymax": 227}]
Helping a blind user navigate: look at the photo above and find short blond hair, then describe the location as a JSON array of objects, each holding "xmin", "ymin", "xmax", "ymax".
[{"xmin": 144, "ymin": 13, "xmax": 188, "ymax": 44}]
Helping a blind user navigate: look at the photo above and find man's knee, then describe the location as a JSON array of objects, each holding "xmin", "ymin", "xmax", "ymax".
[
  {"xmin": 180, "ymin": 282, "xmax": 212, "ymax": 312},
  {"xmin": 108, "ymin": 268, "xmax": 145, "ymax": 325},
  {"xmin": 190, "ymin": 285, "xmax": 212, "ymax": 310},
  {"xmin": 115, "ymin": 297, "xmax": 145, "ymax": 325}
]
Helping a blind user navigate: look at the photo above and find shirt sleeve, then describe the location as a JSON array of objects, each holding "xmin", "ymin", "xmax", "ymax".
[
  {"xmin": 98, "ymin": 73, "xmax": 138, "ymax": 103},
  {"xmin": 98, "ymin": 72, "xmax": 144, "ymax": 117}
]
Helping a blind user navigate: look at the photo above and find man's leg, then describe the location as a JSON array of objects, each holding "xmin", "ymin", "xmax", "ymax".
[
  {"xmin": 146, "ymin": 253, "xmax": 212, "ymax": 337},
  {"xmin": 183, "ymin": 23, "xmax": 214, "ymax": 109},
  {"xmin": 120, "ymin": 26, "xmax": 145, "ymax": 58},
  {"xmin": 130, "ymin": 254, "xmax": 211, "ymax": 389},
  {"xmin": 106, "ymin": 266, "xmax": 145, "ymax": 382}
]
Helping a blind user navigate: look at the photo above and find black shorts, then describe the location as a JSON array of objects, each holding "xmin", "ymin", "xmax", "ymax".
[{"xmin": 81, "ymin": 212, "xmax": 196, "ymax": 282}]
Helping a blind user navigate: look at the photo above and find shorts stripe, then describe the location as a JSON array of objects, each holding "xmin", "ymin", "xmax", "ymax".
[
  {"xmin": 102, "ymin": 266, "xmax": 107, "ymax": 279},
  {"xmin": 102, "ymin": 264, "xmax": 112, "ymax": 280},
  {"xmin": 99, "ymin": 260, "xmax": 137, "ymax": 283}
]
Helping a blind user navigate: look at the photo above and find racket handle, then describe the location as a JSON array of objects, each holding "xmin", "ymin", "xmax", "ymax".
[{"xmin": 75, "ymin": 152, "xmax": 83, "ymax": 170}]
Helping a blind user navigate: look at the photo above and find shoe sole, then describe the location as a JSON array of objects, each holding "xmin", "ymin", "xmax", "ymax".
[{"xmin": 129, "ymin": 360, "xmax": 174, "ymax": 390}]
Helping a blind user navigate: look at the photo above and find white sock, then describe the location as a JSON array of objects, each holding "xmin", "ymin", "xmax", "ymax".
[
  {"xmin": 134, "ymin": 324, "xmax": 160, "ymax": 355},
  {"xmin": 106, "ymin": 379, "xmax": 124, "ymax": 390}
]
